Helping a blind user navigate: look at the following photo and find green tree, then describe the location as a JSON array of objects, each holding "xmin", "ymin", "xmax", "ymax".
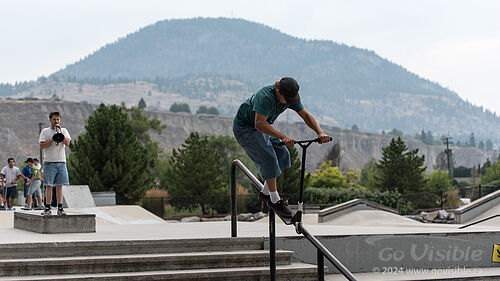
[
  {"xmin": 481, "ymin": 160, "xmax": 500, "ymax": 185},
  {"xmin": 486, "ymin": 139, "xmax": 494, "ymax": 150},
  {"xmin": 138, "ymin": 97, "xmax": 147, "ymax": 108},
  {"xmin": 67, "ymin": 104, "xmax": 152, "ymax": 204},
  {"xmin": 388, "ymin": 128, "xmax": 403, "ymax": 137},
  {"xmin": 360, "ymin": 158, "xmax": 381, "ymax": 190},
  {"xmin": 169, "ymin": 102, "xmax": 191, "ymax": 113},
  {"xmin": 309, "ymin": 161, "xmax": 345, "ymax": 188},
  {"xmin": 376, "ymin": 137, "xmax": 427, "ymax": 194},
  {"xmin": 196, "ymin": 106, "xmax": 220, "ymax": 115},
  {"xmin": 126, "ymin": 105, "xmax": 166, "ymax": 187},
  {"xmin": 277, "ymin": 146, "xmax": 302, "ymax": 203},
  {"xmin": 478, "ymin": 140, "xmax": 485, "ymax": 150},
  {"xmin": 206, "ymin": 134, "xmax": 254, "ymax": 183},
  {"xmin": 166, "ymin": 132, "xmax": 226, "ymax": 214},
  {"xmin": 309, "ymin": 160, "xmax": 361, "ymax": 189},
  {"xmin": 427, "ymin": 170, "xmax": 452, "ymax": 191},
  {"xmin": 469, "ymin": 132, "xmax": 476, "ymax": 147}
]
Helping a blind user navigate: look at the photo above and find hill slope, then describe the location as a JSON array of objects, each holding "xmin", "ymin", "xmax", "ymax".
[
  {"xmin": 0, "ymin": 100, "xmax": 496, "ymax": 173},
  {"xmin": 13, "ymin": 17, "xmax": 500, "ymax": 144}
]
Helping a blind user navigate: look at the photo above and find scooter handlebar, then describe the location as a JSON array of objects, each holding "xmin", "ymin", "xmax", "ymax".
[{"xmin": 278, "ymin": 137, "xmax": 333, "ymax": 146}]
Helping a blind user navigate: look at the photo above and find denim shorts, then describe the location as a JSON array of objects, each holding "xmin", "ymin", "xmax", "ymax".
[
  {"xmin": 27, "ymin": 179, "xmax": 42, "ymax": 196},
  {"xmin": 233, "ymin": 127, "xmax": 290, "ymax": 180},
  {"xmin": 43, "ymin": 162, "xmax": 69, "ymax": 186}
]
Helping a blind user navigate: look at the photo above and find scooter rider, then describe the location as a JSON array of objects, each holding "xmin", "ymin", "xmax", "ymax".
[{"xmin": 233, "ymin": 77, "xmax": 331, "ymax": 219}]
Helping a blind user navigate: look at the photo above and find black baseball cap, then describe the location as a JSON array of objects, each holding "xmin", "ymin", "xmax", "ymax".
[
  {"xmin": 278, "ymin": 77, "xmax": 300, "ymax": 105},
  {"xmin": 26, "ymin": 158, "xmax": 33, "ymax": 163}
]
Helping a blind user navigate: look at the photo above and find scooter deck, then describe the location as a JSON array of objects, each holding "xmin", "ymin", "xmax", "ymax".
[
  {"xmin": 275, "ymin": 211, "xmax": 294, "ymax": 225},
  {"xmin": 266, "ymin": 203, "xmax": 295, "ymax": 225},
  {"xmin": 258, "ymin": 193, "xmax": 295, "ymax": 225}
]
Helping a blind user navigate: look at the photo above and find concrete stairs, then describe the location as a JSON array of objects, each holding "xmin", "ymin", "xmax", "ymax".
[{"xmin": 0, "ymin": 237, "xmax": 322, "ymax": 280}]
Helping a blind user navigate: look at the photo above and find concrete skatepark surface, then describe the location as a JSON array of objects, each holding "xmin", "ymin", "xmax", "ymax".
[{"xmin": 1, "ymin": 205, "xmax": 499, "ymax": 280}]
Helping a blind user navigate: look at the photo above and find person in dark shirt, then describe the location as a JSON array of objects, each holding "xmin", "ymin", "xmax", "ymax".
[{"xmin": 233, "ymin": 77, "xmax": 331, "ymax": 219}]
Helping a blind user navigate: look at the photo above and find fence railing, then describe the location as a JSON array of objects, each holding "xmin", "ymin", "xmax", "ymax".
[{"xmin": 138, "ymin": 185, "xmax": 500, "ymax": 219}]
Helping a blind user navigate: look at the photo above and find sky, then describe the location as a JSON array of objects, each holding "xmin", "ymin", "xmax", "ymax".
[{"xmin": 1, "ymin": 0, "xmax": 499, "ymax": 114}]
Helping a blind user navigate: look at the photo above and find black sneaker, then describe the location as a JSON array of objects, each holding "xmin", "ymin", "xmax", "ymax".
[
  {"xmin": 57, "ymin": 208, "xmax": 66, "ymax": 216},
  {"xmin": 270, "ymin": 199, "xmax": 293, "ymax": 219},
  {"xmin": 41, "ymin": 208, "xmax": 51, "ymax": 216},
  {"xmin": 258, "ymin": 192, "xmax": 270, "ymax": 202}
]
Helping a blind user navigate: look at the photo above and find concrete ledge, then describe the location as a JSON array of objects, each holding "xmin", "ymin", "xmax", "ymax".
[
  {"xmin": 318, "ymin": 199, "xmax": 397, "ymax": 222},
  {"xmin": 455, "ymin": 189, "xmax": 500, "ymax": 223},
  {"xmin": 13, "ymin": 212, "xmax": 96, "ymax": 234}
]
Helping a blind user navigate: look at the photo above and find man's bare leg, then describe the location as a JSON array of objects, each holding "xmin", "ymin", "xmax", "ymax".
[
  {"xmin": 265, "ymin": 178, "xmax": 280, "ymax": 203},
  {"xmin": 55, "ymin": 186, "xmax": 63, "ymax": 204},
  {"xmin": 42, "ymin": 186, "xmax": 53, "ymax": 215},
  {"xmin": 26, "ymin": 195, "xmax": 32, "ymax": 208},
  {"xmin": 45, "ymin": 186, "xmax": 52, "ymax": 206},
  {"xmin": 56, "ymin": 186, "xmax": 65, "ymax": 215}
]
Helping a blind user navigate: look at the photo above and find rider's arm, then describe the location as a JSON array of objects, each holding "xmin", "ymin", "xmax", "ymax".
[
  {"xmin": 297, "ymin": 109, "xmax": 330, "ymax": 143},
  {"xmin": 254, "ymin": 112, "xmax": 294, "ymax": 146}
]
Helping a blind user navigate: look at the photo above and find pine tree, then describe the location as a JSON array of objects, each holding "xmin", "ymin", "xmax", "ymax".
[
  {"xmin": 167, "ymin": 132, "xmax": 226, "ymax": 214},
  {"xmin": 376, "ymin": 137, "xmax": 427, "ymax": 194},
  {"xmin": 478, "ymin": 140, "xmax": 485, "ymax": 150},
  {"xmin": 469, "ymin": 132, "xmax": 476, "ymax": 147},
  {"xmin": 277, "ymin": 146, "xmax": 302, "ymax": 203},
  {"xmin": 486, "ymin": 139, "xmax": 494, "ymax": 150},
  {"xmin": 67, "ymin": 104, "xmax": 152, "ymax": 204},
  {"xmin": 170, "ymin": 103, "xmax": 191, "ymax": 113},
  {"xmin": 138, "ymin": 97, "xmax": 147, "ymax": 108}
]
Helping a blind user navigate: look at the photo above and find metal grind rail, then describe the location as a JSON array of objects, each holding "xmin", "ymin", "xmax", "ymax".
[
  {"xmin": 230, "ymin": 138, "xmax": 357, "ymax": 281},
  {"xmin": 458, "ymin": 214, "xmax": 500, "ymax": 229}
]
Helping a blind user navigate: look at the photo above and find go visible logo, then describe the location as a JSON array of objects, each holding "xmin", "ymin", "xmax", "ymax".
[{"xmin": 493, "ymin": 245, "xmax": 500, "ymax": 263}]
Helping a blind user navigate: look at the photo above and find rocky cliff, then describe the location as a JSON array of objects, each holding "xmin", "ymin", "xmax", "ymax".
[{"xmin": 0, "ymin": 100, "xmax": 496, "ymax": 173}]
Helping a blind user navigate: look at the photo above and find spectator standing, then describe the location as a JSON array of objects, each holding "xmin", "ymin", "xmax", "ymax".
[
  {"xmin": 0, "ymin": 158, "xmax": 21, "ymax": 210},
  {"xmin": 24, "ymin": 159, "xmax": 44, "ymax": 210},
  {"xmin": 0, "ymin": 176, "xmax": 5, "ymax": 210},
  {"xmin": 39, "ymin": 111, "xmax": 71, "ymax": 216},
  {"xmin": 32, "ymin": 158, "xmax": 43, "ymax": 208},
  {"xmin": 20, "ymin": 158, "xmax": 32, "ymax": 202}
]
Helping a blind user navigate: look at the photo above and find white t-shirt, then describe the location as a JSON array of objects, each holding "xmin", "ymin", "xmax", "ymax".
[
  {"xmin": 1, "ymin": 166, "xmax": 21, "ymax": 188},
  {"xmin": 39, "ymin": 127, "xmax": 71, "ymax": 163}
]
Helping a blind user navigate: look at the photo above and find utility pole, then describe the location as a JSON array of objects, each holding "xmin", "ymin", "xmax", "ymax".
[{"xmin": 441, "ymin": 137, "xmax": 453, "ymax": 178}]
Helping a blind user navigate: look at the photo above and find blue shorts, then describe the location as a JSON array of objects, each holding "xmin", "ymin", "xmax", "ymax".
[
  {"xmin": 233, "ymin": 127, "xmax": 290, "ymax": 180},
  {"xmin": 28, "ymin": 179, "xmax": 42, "ymax": 196},
  {"xmin": 43, "ymin": 162, "xmax": 69, "ymax": 187}
]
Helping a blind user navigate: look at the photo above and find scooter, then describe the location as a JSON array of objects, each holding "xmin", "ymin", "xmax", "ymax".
[{"xmin": 272, "ymin": 137, "xmax": 332, "ymax": 232}]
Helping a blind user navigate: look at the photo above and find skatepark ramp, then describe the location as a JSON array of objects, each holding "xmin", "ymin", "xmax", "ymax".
[
  {"xmin": 455, "ymin": 188, "xmax": 500, "ymax": 224},
  {"xmin": 231, "ymin": 159, "xmax": 357, "ymax": 281}
]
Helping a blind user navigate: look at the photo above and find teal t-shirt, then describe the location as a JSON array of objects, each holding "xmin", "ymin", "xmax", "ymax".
[{"xmin": 233, "ymin": 85, "xmax": 304, "ymax": 129}]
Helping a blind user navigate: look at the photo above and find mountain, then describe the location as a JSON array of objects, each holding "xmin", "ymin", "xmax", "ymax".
[
  {"xmin": 3, "ymin": 17, "xmax": 499, "ymax": 145},
  {"xmin": 0, "ymin": 100, "xmax": 496, "ymax": 173}
]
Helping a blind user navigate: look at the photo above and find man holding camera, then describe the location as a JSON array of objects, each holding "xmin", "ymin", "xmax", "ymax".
[{"xmin": 39, "ymin": 111, "xmax": 71, "ymax": 216}]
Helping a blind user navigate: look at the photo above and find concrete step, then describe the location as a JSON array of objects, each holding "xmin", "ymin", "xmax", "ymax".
[
  {"xmin": 0, "ymin": 263, "xmax": 322, "ymax": 281},
  {"xmin": 0, "ymin": 237, "xmax": 264, "ymax": 259},
  {"xmin": 0, "ymin": 250, "xmax": 294, "ymax": 276}
]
